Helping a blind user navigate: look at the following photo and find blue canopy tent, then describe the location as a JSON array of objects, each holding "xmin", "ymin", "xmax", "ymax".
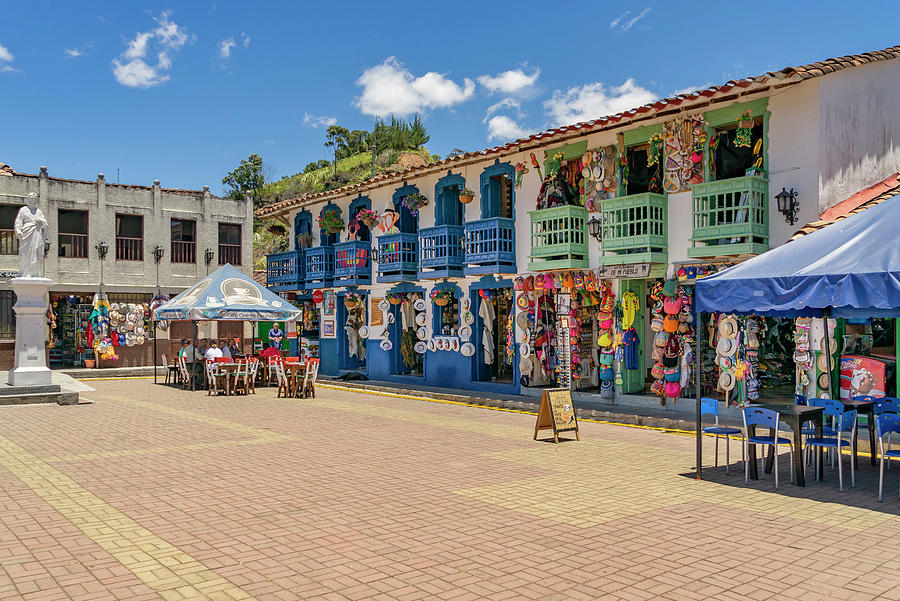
[
  {"xmin": 152, "ymin": 263, "xmax": 301, "ymax": 387},
  {"xmin": 692, "ymin": 193, "xmax": 900, "ymax": 477}
]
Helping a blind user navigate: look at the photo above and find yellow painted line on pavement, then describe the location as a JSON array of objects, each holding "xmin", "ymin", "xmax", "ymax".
[{"xmin": 0, "ymin": 434, "xmax": 256, "ymax": 601}]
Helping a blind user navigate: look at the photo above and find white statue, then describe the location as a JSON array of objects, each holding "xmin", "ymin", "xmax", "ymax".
[{"xmin": 14, "ymin": 193, "xmax": 48, "ymax": 279}]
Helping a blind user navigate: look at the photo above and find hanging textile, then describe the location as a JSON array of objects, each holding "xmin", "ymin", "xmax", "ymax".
[{"xmin": 479, "ymin": 297, "xmax": 495, "ymax": 365}]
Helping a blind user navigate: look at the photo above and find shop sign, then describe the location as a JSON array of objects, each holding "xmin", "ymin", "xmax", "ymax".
[
  {"xmin": 533, "ymin": 388, "xmax": 580, "ymax": 443},
  {"xmin": 371, "ymin": 298, "xmax": 384, "ymax": 326},
  {"xmin": 0, "ymin": 271, "xmax": 18, "ymax": 278},
  {"xmin": 595, "ymin": 263, "xmax": 651, "ymax": 278},
  {"xmin": 312, "ymin": 289, "xmax": 324, "ymax": 304}
]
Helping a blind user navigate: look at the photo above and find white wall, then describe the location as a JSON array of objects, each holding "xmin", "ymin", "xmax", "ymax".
[{"xmin": 817, "ymin": 59, "xmax": 900, "ymax": 210}]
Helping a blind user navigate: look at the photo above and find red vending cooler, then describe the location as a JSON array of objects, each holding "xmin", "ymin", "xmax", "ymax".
[{"xmin": 839, "ymin": 355, "xmax": 892, "ymax": 399}]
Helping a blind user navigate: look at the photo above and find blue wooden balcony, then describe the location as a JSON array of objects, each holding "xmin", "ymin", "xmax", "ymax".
[
  {"xmin": 419, "ymin": 225, "xmax": 464, "ymax": 278},
  {"xmin": 304, "ymin": 246, "xmax": 334, "ymax": 289},
  {"xmin": 266, "ymin": 250, "xmax": 304, "ymax": 291},
  {"xmin": 333, "ymin": 240, "xmax": 372, "ymax": 286},
  {"xmin": 376, "ymin": 233, "xmax": 418, "ymax": 283},
  {"xmin": 464, "ymin": 217, "xmax": 516, "ymax": 275}
]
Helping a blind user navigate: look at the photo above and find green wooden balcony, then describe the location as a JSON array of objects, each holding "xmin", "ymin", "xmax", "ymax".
[
  {"xmin": 528, "ymin": 205, "xmax": 588, "ymax": 271},
  {"xmin": 688, "ymin": 175, "xmax": 769, "ymax": 258},
  {"xmin": 597, "ymin": 192, "xmax": 667, "ymax": 266}
]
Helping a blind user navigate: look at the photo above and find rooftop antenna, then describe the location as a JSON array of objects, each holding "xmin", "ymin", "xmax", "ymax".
[{"xmin": 117, "ymin": 168, "xmax": 120, "ymax": 184}]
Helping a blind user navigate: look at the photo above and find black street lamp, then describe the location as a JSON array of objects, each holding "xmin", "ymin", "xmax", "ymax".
[
  {"xmin": 775, "ymin": 187, "xmax": 799, "ymax": 225},
  {"xmin": 588, "ymin": 215, "xmax": 603, "ymax": 242},
  {"xmin": 152, "ymin": 245, "xmax": 164, "ymax": 291},
  {"xmin": 204, "ymin": 247, "xmax": 215, "ymax": 274},
  {"xmin": 96, "ymin": 240, "xmax": 109, "ymax": 287}
]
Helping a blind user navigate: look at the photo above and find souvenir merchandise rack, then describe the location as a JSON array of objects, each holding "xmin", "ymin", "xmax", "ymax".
[{"xmin": 647, "ymin": 279, "xmax": 695, "ymax": 406}]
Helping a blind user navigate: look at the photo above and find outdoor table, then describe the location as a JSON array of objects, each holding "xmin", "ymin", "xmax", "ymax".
[
  {"xmin": 282, "ymin": 362, "xmax": 307, "ymax": 398},
  {"xmin": 841, "ymin": 398, "xmax": 878, "ymax": 467},
  {"xmin": 216, "ymin": 362, "xmax": 243, "ymax": 395},
  {"xmin": 748, "ymin": 403, "xmax": 823, "ymax": 487}
]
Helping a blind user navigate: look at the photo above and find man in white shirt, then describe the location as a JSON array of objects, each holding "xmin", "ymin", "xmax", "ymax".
[
  {"xmin": 220, "ymin": 339, "xmax": 232, "ymax": 359},
  {"xmin": 205, "ymin": 342, "xmax": 223, "ymax": 361}
]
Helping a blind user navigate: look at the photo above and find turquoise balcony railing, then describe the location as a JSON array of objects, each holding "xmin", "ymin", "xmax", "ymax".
[
  {"xmin": 597, "ymin": 193, "xmax": 668, "ymax": 265},
  {"xmin": 464, "ymin": 217, "xmax": 515, "ymax": 275},
  {"xmin": 377, "ymin": 233, "xmax": 418, "ymax": 283},
  {"xmin": 689, "ymin": 175, "xmax": 769, "ymax": 258},
  {"xmin": 266, "ymin": 249, "xmax": 304, "ymax": 291},
  {"xmin": 528, "ymin": 205, "xmax": 588, "ymax": 271},
  {"xmin": 333, "ymin": 240, "xmax": 371, "ymax": 286},
  {"xmin": 419, "ymin": 225, "xmax": 464, "ymax": 278},
  {"xmin": 304, "ymin": 246, "xmax": 334, "ymax": 289}
]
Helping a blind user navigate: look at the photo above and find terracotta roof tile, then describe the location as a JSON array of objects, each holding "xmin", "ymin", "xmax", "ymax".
[{"xmin": 257, "ymin": 43, "xmax": 900, "ymax": 219}]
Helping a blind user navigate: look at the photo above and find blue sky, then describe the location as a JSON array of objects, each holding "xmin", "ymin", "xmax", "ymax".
[{"xmin": 2, "ymin": 1, "xmax": 899, "ymax": 194}]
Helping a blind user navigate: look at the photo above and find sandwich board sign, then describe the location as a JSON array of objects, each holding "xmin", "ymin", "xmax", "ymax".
[{"xmin": 533, "ymin": 388, "xmax": 580, "ymax": 443}]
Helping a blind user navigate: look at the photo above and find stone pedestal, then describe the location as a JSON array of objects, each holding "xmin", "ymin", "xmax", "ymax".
[{"xmin": 8, "ymin": 277, "xmax": 53, "ymax": 387}]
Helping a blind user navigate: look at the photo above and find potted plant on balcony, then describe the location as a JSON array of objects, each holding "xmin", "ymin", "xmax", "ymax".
[
  {"xmin": 400, "ymin": 192, "xmax": 429, "ymax": 216},
  {"xmin": 318, "ymin": 209, "xmax": 344, "ymax": 235},
  {"xmin": 356, "ymin": 208, "xmax": 379, "ymax": 229},
  {"xmin": 430, "ymin": 288, "xmax": 454, "ymax": 307},
  {"xmin": 343, "ymin": 291, "xmax": 364, "ymax": 310},
  {"xmin": 386, "ymin": 291, "xmax": 404, "ymax": 305},
  {"xmin": 296, "ymin": 233, "xmax": 314, "ymax": 249},
  {"xmin": 458, "ymin": 188, "xmax": 475, "ymax": 205}
]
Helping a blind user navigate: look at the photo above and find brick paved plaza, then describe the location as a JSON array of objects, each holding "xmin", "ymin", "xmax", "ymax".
[{"xmin": 1, "ymin": 380, "xmax": 900, "ymax": 601}]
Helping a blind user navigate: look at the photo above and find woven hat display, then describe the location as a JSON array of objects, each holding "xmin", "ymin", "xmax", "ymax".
[
  {"xmin": 716, "ymin": 336, "xmax": 736, "ymax": 356},
  {"xmin": 461, "ymin": 342, "xmax": 475, "ymax": 357},
  {"xmin": 817, "ymin": 372, "xmax": 831, "ymax": 391},
  {"xmin": 414, "ymin": 299, "xmax": 427, "ymax": 312},
  {"xmin": 380, "ymin": 339, "xmax": 392, "ymax": 351},
  {"xmin": 816, "ymin": 353, "xmax": 831, "ymax": 372},
  {"xmin": 718, "ymin": 371, "xmax": 736, "ymax": 391},
  {"xmin": 819, "ymin": 337, "xmax": 838, "ymax": 355},
  {"xmin": 358, "ymin": 326, "xmax": 369, "ymax": 338},
  {"xmin": 414, "ymin": 341, "xmax": 426, "ymax": 354},
  {"xmin": 416, "ymin": 326, "xmax": 427, "ymax": 340},
  {"xmin": 718, "ymin": 316, "xmax": 738, "ymax": 338},
  {"xmin": 459, "ymin": 325, "xmax": 472, "ymax": 341}
]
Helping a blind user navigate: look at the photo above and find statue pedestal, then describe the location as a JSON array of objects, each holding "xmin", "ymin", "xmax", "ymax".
[{"xmin": 8, "ymin": 277, "xmax": 54, "ymax": 387}]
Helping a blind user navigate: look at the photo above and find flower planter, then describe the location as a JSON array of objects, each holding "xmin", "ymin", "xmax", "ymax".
[
  {"xmin": 343, "ymin": 299, "xmax": 359, "ymax": 310},
  {"xmin": 434, "ymin": 297, "xmax": 450, "ymax": 307},
  {"xmin": 389, "ymin": 297, "xmax": 403, "ymax": 305},
  {"xmin": 459, "ymin": 193, "xmax": 474, "ymax": 205},
  {"xmin": 738, "ymin": 120, "xmax": 754, "ymax": 129}
]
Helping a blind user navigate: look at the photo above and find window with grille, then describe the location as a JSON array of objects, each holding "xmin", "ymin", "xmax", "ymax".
[
  {"xmin": 0, "ymin": 290, "xmax": 15, "ymax": 340},
  {"xmin": 218, "ymin": 223, "xmax": 241, "ymax": 265},
  {"xmin": 58, "ymin": 210, "xmax": 88, "ymax": 258},
  {"xmin": 0, "ymin": 205, "xmax": 19, "ymax": 255},
  {"xmin": 171, "ymin": 219, "xmax": 196, "ymax": 263},
  {"xmin": 115, "ymin": 214, "xmax": 143, "ymax": 261}
]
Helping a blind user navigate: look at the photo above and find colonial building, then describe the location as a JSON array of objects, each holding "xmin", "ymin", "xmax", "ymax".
[
  {"xmin": 0, "ymin": 164, "xmax": 254, "ymax": 367},
  {"xmin": 258, "ymin": 45, "xmax": 900, "ymax": 398}
]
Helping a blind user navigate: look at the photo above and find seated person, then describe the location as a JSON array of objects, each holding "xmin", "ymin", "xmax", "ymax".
[
  {"xmin": 259, "ymin": 342, "xmax": 282, "ymax": 360},
  {"xmin": 205, "ymin": 341, "xmax": 224, "ymax": 361},
  {"xmin": 220, "ymin": 339, "xmax": 232, "ymax": 359}
]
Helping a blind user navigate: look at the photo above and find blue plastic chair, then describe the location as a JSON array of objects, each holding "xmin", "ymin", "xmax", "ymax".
[
  {"xmin": 805, "ymin": 408, "xmax": 857, "ymax": 491},
  {"xmin": 742, "ymin": 407, "xmax": 794, "ymax": 488},
  {"xmin": 874, "ymin": 397, "xmax": 900, "ymax": 415},
  {"xmin": 701, "ymin": 398, "xmax": 744, "ymax": 474},
  {"xmin": 877, "ymin": 414, "xmax": 900, "ymax": 501},
  {"xmin": 801, "ymin": 398, "xmax": 838, "ymax": 438}
]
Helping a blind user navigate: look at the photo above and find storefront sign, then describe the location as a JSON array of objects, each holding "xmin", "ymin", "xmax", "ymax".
[
  {"xmin": 533, "ymin": 388, "xmax": 580, "ymax": 443},
  {"xmin": 371, "ymin": 299, "xmax": 384, "ymax": 326},
  {"xmin": 323, "ymin": 290, "xmax": 335, "ymax": 316},
  {"xmin": 595, "ymin": 263, "xmax": 651, "ymax": 278},
  {"xmin": 312, "ymin": 289, "xmax": 324, "ymax": 304},
  {"xmin": 0, "ymin": 271, "xmax": 18, "ymax": 278}
]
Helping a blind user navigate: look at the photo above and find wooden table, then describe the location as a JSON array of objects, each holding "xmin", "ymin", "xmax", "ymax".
[
  {"xmin": 283, "ymin": 362, "xmax": 308, "ymax": 398},
  {"xmin": 841, "ymin": 398, "xmax": 877, "ymax": 467},
  {"xmin": 748, "ymin": 403, "xmax": 823, "ymax": 487}
]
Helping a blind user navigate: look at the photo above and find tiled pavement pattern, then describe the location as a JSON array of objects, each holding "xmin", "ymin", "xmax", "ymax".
[{"xmin": 2, "ymin": 381, "xmax": 900, "ymax": 600}]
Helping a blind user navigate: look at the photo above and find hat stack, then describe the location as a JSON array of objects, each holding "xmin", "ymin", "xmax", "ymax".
[
  {"xmin": 716, "ymin": 315, "xmax": 739, "ymax": 395},
  {"xmin": 649, "ymin": 279, "xmax": 691, "ymax": 405}
]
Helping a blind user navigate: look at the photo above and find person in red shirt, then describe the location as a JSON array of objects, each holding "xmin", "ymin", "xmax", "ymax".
[{"xmin": 258, "ymin": 342, "xmax": 282, "ymax": 360}]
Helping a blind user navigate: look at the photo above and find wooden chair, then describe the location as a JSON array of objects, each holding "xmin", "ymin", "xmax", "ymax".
[
  {"xmin": 267, "ymin": 356, "xmax": 283, "ymax": 386},
  {"xmin": 232, "ymin": 360, "xmax": 250, "ymax": 396},
  {"xmin": 177, "ymin": 356, "xmax": 191, "ymax": 390},
  {"xmin": 246, "ymin": 358, "xmax": 260, "ymax": 394},
  {"xmin": 275, "ymin": 361, "xmax": 290, "ymax": 398},
  {"xmin": 206, "ymin": 360, "xmax": 227, "ymax": 396},
  {"xmin": 301, "ymin": 358, "xmax": 320, "ymax": 398}
]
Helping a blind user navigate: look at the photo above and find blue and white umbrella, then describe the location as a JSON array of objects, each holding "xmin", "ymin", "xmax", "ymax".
[{"xmin": 153, "ymin": 263, "xmax": 301, "ymax": 321}]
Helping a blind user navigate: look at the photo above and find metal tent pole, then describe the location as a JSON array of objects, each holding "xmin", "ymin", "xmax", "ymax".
[
  {"xmin": 696, "ymin": 310, "xmax": 703, "ymax": 479},
  {"xmin": 153, "ymin": 320, "xmax": 157, "ymax": 384}
]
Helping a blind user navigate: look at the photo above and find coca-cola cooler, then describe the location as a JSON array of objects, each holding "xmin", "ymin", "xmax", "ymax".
[{"xmin": 839, "ymin": 355, "xmax": 895, "ymax": 399}]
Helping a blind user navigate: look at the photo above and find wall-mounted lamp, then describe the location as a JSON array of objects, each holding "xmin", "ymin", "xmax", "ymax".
[
  {"xmin": 152, "ymin": 244, "xmax": 165, "ymax": 263},
  {"xmin": 370, "ymin": 247, "xmax": 379, "ymax": 263},
  {"xmin": 204, "ymin": 248, "xmax": 215, "ymax": 265},
  {"xmin": 44, "ymin": 241, "xmax": 51, "ymax": 257},
  {"xmin": 95, "ymin": 240, "xmax": 109, "ymax": 260},
  {"xmin": 588, "ymin": 215, "xmax": 603, "ymax": 242},
  {"xmin": 775, "ymin": 187, "xmax": 799, "ymax": 225}
]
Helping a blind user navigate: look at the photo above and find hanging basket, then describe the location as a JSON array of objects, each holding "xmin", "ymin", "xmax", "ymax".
[
  {"xmin": 738, "ymin": 119, "xmax": 754, "ymax": 129},
  {"xmin": 388, "ymin": 296, "xmax": 403, "ymax": 305},
  {"xmin": 434, "ymin": 297, "xmax": 450, "ymax": 307},
  {"xmin": 343, "ymin": 298, "xmax": 359, "ymax": 310},
  {"xmin": 459, "ymin": 191, "xmax": 474, "ymax": 205}
]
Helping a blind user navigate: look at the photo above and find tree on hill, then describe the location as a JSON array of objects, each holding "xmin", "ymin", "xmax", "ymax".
[
  {"xmin": 222, "ymin": 153, "xmax": 267, "ymax": 207},
  {"xmin": 408, "ymin": 115, "xmax": 429, "ymax": 149},
  {"xmin": 324, "ymin": 125, "xmax": 350, "ymax": 175}
]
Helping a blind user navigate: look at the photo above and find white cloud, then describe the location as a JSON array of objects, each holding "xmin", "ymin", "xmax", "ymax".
[
  {"xmin": 65, "ymin": 48, "xmax": 84, "ymax": 58},
  {"xmin": 610, "ymin": 7, "xmax": 651, "ymax": 32},
  {"xmin": 544, "ymin": 78, "xmax": 657, "ymax": 125},
  {"xmin": 477, "ymin": 68, "xmax": 540, "ymax": 95},
  {"xmin": 241, "ymin": 32, "xmax": 250, "ymax": 48},
  {"xmin": 355, "ymin": 57, "xmax": 475, "ymax": 117},
  {"xmin": 218, "ymin": 37, "xmax": 236, "ymax": 60},
  {"xmin": 302, "ymin": 113, "xmax": 337, "ymax": 128},
  {"xmin": 485, "ymin": 98, "xmax": 521, "ymax": 118},
  {"xmin": 485, "ymin": 116, "xmax": 531, "ymax": 142},
  {"xmin": 0, "ymin": 42, "xmax": 16, "ymax": 71},
  {"xmin": 111, "ymin": 11, "xmax": 188, "ymax": 88}
]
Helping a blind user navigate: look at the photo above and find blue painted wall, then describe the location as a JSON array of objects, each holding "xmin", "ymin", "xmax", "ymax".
[{"xmin": 319, "ymin": 338, "xmax": 338, "ymax": 376}]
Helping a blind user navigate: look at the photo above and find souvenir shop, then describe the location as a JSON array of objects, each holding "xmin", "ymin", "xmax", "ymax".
[
  {"xmin": 48, "ymin": 292, "xmax": 153, "ymax": 367},
  {"xmin": 336, "ymin": 290, "xmax": 366, "ymax": 372},
  {"xmin": 365, "ymin": 286, "xmax": 427, "ymax": 381}
]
